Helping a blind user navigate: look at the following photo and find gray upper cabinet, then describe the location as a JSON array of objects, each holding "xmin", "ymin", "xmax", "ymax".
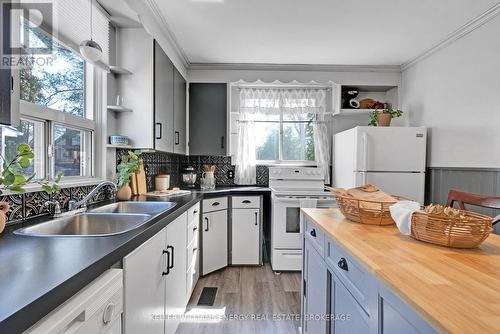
[
  {"xmin": 189, "ymin": 83, "xmax": 227, "ymax": 156},
  {"xmin": 173, "ymin": 67, "xmax": 186, "ymax": 155},
  {"xmin": 0, "ymin": 69, "xmax": 12, "ymax": 125},
  {"xmin": 154, "ymin": 40, "xmax": 174, "ymax": 152}
]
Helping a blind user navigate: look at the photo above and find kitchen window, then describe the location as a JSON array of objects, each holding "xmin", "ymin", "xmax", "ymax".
[
  {"xmin": 0, "ymin": 22, "xmax": 96, "ymax": 181},
  {"xmin": 234, "ymin": 86, "xmax": 332, "ymax": 184},
  {"xmin": 253, "ymin": 112, "xmax": 315, "ymax": 163}
]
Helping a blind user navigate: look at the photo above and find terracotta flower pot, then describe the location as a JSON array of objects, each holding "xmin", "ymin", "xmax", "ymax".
[
  {"xmin": 0, "ymin": 201, "xmax": 10, "ymax": 234},
  {"xmin": 117, "ymin": 184, "xmax": 132, "ymax": 201},
  {"xmin": 376, "ymin": 113, "xmax": 392, "ymax": 126}
]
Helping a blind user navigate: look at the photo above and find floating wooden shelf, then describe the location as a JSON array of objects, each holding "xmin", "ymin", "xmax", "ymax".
[
  {"xmin": 334, "ymin": 109, "xmax": 375, "ymax": 116},
  {"xmin": 109, "ymin": 66, "xmax": 132, "ymax": 75},
  {"xmin": 106, "ymin": 144, "xmax": 132, "ymax": 149},
  {"xmin": 107, "ymin": 105, "xmax": 132, "ymax": 113}
]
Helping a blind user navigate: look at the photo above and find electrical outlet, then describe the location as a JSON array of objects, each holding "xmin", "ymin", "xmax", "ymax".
[{"xmin": 227, "ymin": 170, "xmax": 234, "ymax": 179}]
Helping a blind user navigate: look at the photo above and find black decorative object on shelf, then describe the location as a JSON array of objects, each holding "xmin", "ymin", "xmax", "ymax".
[{"xmin": 341, "ymin": 86, "xmax": 360, "ymax": 109}]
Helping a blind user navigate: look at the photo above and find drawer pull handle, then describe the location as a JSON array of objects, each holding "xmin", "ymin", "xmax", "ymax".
[
  {"xmin": 338, "ymin": 257, "xmax": 349, "ymax": 271},
  {"xmin": 310, "ymin": 229, "xmax": 316, "ymax": 237},
  {"xmin": 242, "ymin": 200, "xmax": 251, "ymax": 204},
  {"xmin": 212, "ymin": 202, "xmax": 220, "ymax": 206}
]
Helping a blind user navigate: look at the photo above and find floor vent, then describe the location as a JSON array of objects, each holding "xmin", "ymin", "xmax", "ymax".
[{"xmin": 197, "ymin": 287, "xmax": 218, "ymax": 306}]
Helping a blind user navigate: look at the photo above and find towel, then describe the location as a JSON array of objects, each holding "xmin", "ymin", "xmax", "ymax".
[{"xmin": 389, "ymin": 201, "xmax": 421, "ymax": 235}]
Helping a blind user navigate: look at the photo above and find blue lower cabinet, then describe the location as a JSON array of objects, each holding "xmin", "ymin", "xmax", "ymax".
[
  {"xmin": 302, "ymin": 219, "xmax": 436, "ymax": 334},
  {"xmin": 378, "ymin": 284, "xmax": 436, "ymax": 334},
  {"xmin": 303, "ymin": 239, "xmax": 328, "ymax": 334},
  {"xmin": 329, "ymin": 270, "xmax": 370, "ymax": 334}
]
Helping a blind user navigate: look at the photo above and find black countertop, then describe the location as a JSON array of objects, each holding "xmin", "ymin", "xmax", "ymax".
[{"xmin": 0, "ymin": 186, "xmax": 270, "ymax": 333}]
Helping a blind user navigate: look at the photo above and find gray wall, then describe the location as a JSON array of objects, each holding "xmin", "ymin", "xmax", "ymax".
[{"xmin": 427, "ymin": 167, "xmax": 500, "ymax": 233}]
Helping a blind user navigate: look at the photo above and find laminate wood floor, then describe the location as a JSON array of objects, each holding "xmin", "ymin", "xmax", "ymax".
[{"xmin": 176, "ymin": 264, "xmax": 301, "ymax": 334}]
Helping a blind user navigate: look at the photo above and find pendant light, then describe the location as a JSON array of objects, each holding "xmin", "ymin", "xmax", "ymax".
[{"xmin": 79, "ymin": 0, "xmax": 102, "ymax": 62}]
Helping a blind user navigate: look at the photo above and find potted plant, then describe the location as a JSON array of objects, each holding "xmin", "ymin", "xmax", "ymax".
[
  {"xmin": 0, "ymin": 144, "xmax": 62, "ymax": 233},
  {"xmin": 116, "ymin": 150, "xmax": 143, "ymax": 201},
  {"xmin": 369, "ymin": 109, "xmax": 403, "ymax": 127}
]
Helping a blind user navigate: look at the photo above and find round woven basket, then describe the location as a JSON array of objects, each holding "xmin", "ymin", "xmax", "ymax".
[
  {"xmin": 411, "ymin": 210, "xmax": 493, "ymax": 248},
  {"xmin": 334, "ymin": 194, "xmax": 398, "ymax": 226}
]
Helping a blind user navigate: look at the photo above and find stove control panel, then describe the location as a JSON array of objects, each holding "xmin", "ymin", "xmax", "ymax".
[{"xmin": 269, "ymin": 167, "xmax": 323, "ymax": 180}]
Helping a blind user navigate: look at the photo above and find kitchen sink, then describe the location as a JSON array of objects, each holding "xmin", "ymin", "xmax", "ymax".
[
  {"xmin": 89, "ymin": 201, "xmax": 177, "ymax": 215},
  {"xmin": 14, "ymin": 213, "xmax": 152, "ymax": 237}
]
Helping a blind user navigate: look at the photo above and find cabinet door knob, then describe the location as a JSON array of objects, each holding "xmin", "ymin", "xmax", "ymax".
[
  {"xmin": 310, "ymin": 229, "xmax": 316, "ymax": 237},
  {"xmin": 338, "ymin": 257, "xmax": 349, "ymax": 271},
  {"xmin": 102, "ymin": 302, "xmax": 115, "ymax": 324}
]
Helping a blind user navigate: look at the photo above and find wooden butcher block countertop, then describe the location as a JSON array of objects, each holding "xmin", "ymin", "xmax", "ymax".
[{"xmin": 301, "ymin": 208, "xmax": 500, "ymax": 334}]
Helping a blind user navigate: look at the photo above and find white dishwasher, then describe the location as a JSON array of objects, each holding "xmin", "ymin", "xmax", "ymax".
[{"xmin": 25, "ymin": 269, "xmax": 123, "ymax": 334}]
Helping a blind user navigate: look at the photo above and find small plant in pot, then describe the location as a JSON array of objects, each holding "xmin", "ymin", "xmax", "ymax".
[
  {"xmin": 116, "ymin": 150, "xmax": 143, "ymax": 201},
  {"xmin": 0, "ymin": 144, "xmax": 62, "ymax": 233},
  {"xmin": 369, "ymin": 109, "xmax": 403, "ymax": 127}
]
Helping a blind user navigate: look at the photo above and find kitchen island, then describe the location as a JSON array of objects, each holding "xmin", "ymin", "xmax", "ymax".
[{"xmin": 301, "ymin": 208, "xmax": 500, "ymax": 334}]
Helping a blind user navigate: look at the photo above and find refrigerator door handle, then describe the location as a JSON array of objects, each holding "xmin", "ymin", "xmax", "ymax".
[{"xmin": 362, "ymin": 132, "xmax": 368, "ymax": 171}]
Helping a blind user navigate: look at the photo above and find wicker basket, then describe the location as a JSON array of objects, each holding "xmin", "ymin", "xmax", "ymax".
[
  {"xmin": 333, "ymin": 193, "xmax": 398, "ymax": 226},
  {"xmin": 411, "ymin": 210, "xmax": 493, "ymax": 248}
]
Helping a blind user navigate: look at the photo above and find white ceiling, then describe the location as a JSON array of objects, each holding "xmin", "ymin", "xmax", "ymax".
[{"xmin": 151, "ymin": 0, "xmax": 499, "ymax": 66}]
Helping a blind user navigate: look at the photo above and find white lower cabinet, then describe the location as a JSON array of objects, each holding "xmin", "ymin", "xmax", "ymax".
[
  {"xmin": 165, "ymin": 212, "xmax": 188, "ymax": 334},
  {"xmin": 202, "ymin": 209, "xmax": 228, "ymax": 275},
  {"xmin": 232, "ymin": 208, "xmax": 260, "ymax": 265},
  {"xmin": 25, "ymin": 269, "xmax": 123, "ymax": 334},
  {"xmin": 123, "ymin": 227, "xmax": 166, "ymax": 334},
  {"xmin": 124, "ymin": 209, "xmax": 192, "ymax": 334},
  {"xmin": 186, "ymin": 203, "xmax": 200, "ymax": 302}
]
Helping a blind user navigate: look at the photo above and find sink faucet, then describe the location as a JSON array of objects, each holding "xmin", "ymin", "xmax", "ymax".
[
  {"xmin": 68, "ymin": 181, "xmax": 118, "ymax": 211},
  {"xmin": 45, "ymin": 201, "xmax": 62, "ymax": 218}
]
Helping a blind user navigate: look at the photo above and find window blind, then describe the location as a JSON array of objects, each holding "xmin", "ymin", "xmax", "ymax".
[{"xmin": 51, "ymin": 0, "xmax": 110, "ymax": 64}]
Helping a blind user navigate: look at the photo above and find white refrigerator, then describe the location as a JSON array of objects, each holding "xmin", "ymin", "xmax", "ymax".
[{"xmin": 333, "ymin": 126, "xmax": 427, "ymax": 203}]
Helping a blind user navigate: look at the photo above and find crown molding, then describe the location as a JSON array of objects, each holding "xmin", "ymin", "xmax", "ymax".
[
  {"xmin": 402, "ymin": 3, "xmax": 500, "ymax": 71},
  {"xmin": 142, "ymin": 0, "xmax": 190, "ymax": 68},
  {"xmin": 188, "ymin": 62, "xmax": 402, "ymax": 73}
]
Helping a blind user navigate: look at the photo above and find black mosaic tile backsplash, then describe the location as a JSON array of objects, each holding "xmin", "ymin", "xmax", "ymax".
[
  {"xmin": 1, "ymin": 185, "xmax": 115, "ymax": 226},
  {"xmin": 1, "ymin": 149, "xmax": 268, "ymax": 227},
  {"xmin": 116, "ymin": 150, "xmax": 269, "ymax": 191}
]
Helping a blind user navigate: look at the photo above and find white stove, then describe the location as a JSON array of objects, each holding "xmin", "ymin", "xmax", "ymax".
[{"xmin": 269, "ymin": 167, "xmax": 336, "ymax": 271}]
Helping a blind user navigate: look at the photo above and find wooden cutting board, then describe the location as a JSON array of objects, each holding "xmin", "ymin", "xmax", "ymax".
[
  {"xmin": 136, "ymin": 165, "xmax": 147, "ymax": 194},
  {"xmin": 346, "ymin": 184, "xmax": 397, "ymax": 202},
  {"xmin": 129, "ymin": 164, "xmax": 147, "ymax": 195}
]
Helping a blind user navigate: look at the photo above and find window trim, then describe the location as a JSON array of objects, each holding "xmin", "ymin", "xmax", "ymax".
[{"xmin": 16, "ymin": 39, "xmax": 98, "ymax": 183}]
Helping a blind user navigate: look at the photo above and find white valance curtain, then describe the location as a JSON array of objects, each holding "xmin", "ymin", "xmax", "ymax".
[
  {"xmin": 235, "ymin": 87, "xmax": 332, "ymax": 185},
  {"xmin": 239, "ymin": 88, "xmax": 327, "ymax": 115}
]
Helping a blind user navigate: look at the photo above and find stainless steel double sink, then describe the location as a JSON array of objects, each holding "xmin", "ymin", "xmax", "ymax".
[{"xmin": 14, "ymin": 202, "xmax": 177, "ymax": 237}]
